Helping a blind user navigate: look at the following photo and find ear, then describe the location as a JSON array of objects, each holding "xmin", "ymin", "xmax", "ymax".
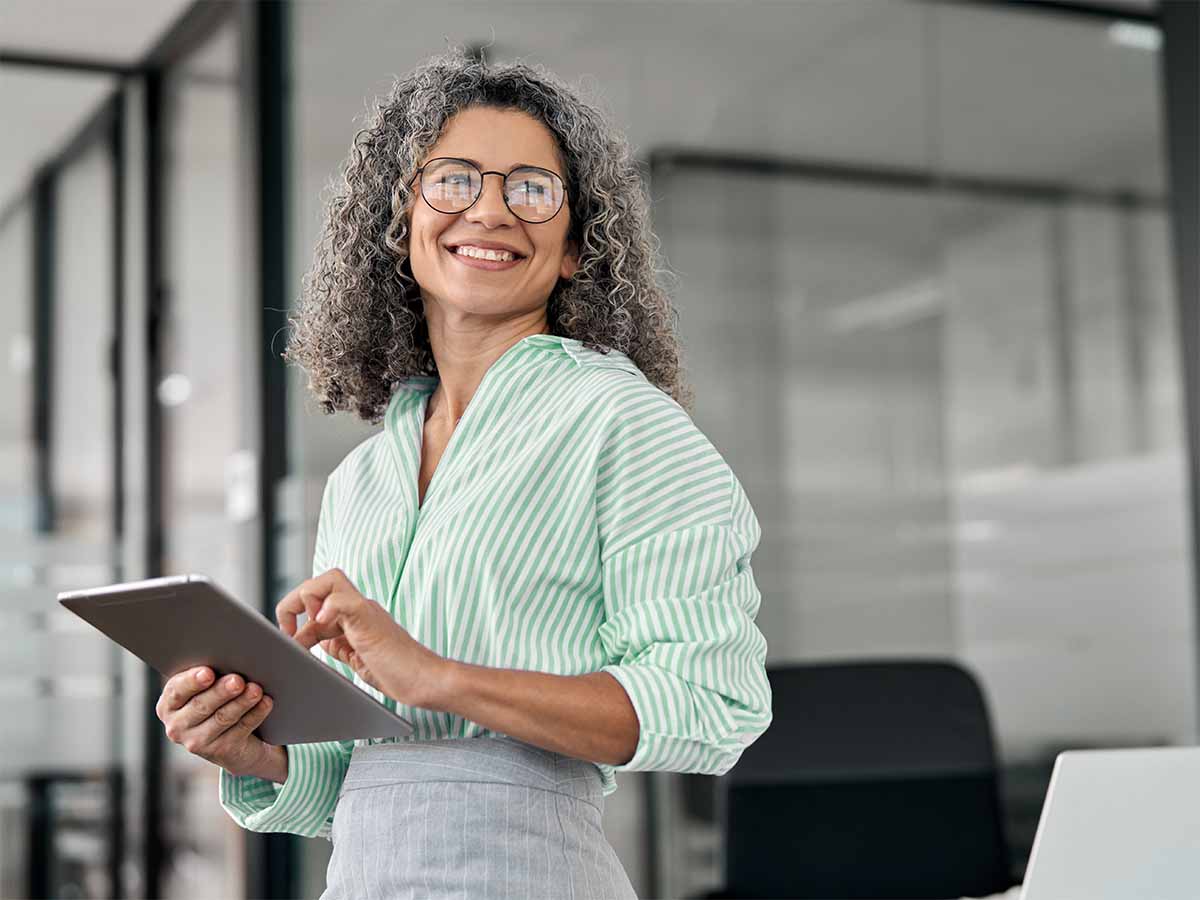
[{"xmin": 559, "ymin": 238, "xmax": 580, "ymax": 281}]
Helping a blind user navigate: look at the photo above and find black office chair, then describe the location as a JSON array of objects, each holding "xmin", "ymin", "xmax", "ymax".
[{"xmin": 703, "ymin": 659, "xmax": 1014, "ymax": 899}]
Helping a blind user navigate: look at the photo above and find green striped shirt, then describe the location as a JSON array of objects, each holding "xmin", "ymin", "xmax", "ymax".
[{"xmin": 218, "ymin": 333, "xmax": 772, "ymax": 839}]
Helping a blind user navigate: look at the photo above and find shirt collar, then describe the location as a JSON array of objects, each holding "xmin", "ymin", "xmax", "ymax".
[
  {"xmin": 533, "ymin": 333, "xmax": 643, "ymax": 376},
  {"xmin": 382, "ymin": 332, "xmax": 644, "ymax": 511},
  {"xmin": 390, "ymin": 333, "xmax": 641, "ymax": 400}
]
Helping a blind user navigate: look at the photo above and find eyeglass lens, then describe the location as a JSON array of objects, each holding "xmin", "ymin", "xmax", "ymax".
[{"xmin": 420, "ymin": 158, "xmax": 564, "ymax": 223}]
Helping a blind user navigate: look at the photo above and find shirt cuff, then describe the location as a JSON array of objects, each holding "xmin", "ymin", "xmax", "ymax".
[
  {"xmin": 601, "ymin": 662, "xmax": 747, "ymax": 775},
  {"xmin": 217, "ymin": 742, "xmax": 344, "ymax": 838}
]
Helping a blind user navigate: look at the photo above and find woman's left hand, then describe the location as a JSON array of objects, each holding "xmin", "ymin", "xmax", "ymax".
[{"xmin": 276, "ymin": 568, "xmax": 448, "ymax": 709}]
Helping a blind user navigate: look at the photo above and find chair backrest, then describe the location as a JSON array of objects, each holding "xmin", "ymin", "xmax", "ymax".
[{"xmin": 722, "ymin": 659, "xmax": 1012, "ymax": 899}]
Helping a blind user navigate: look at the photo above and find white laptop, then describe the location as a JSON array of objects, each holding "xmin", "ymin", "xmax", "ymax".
[{"xmin": 1021, "ymin": 746, "xmax": 1200, "ymax": 900}]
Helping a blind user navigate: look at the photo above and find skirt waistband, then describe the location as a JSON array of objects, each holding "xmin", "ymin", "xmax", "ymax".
[{"xmin": 339, "ymin": 735, "xmax": 605, "ymax": 807}]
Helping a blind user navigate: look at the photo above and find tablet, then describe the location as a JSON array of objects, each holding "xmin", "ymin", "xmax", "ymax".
[{"xmin": 58, "ymin": 574, "xmax": 414, "ymax": 746}]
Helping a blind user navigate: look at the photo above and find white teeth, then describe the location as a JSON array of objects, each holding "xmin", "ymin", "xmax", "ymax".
[{"xmin": 454, "ymin": 245, "xmax": 516, "ymax": 262}]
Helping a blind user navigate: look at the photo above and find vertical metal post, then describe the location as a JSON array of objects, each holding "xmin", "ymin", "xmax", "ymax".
[
  {"xmin": 143, "ymin": 66, "xmax": 167, "ymax": 900},
  {"xmin": 25, "ymin": 776, "xmax": 52, "ymax": 899},
  {"xmin": 248, "ymin": 1, "xmax": 295, "ymax": 895},
  {"xmin": 32, "ymin": 173, "xmax": 55, "ymax": 534},
  {"xmin": 1160, "ymin": 0, "xmax": 1200, "ymax": 736},
  {"xmin": 108, "ymin": 92, "xmax": 128, "ymax": 900}
]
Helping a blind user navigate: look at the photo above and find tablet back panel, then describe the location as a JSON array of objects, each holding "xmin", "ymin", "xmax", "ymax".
[{"xmin": 59, "ymin": 575, "xmax": 414, "ymax": 745}]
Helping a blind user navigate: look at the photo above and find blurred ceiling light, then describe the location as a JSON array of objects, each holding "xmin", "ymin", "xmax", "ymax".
[
  {"xmin": 827, "ymin": 279, "xmax": 943, "ymax": 333},
  {"xmin": 157, "ymin": 372, "xmax": 192, "ymax": 406},
  {"xmin": 1107, "ymin": 21, "xmax": 1161, "ymax": 52}
]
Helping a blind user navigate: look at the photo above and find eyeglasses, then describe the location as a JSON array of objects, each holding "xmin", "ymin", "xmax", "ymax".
[{"xmin": 408, "ymin": 157, "xmax": 567, "ymax": 224}]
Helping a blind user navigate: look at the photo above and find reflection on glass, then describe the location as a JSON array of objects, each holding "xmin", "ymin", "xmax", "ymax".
[
  {"xmin": 0, "ymin": 141, "xmax": 125, "ymax": 896},
  {"xmin": 654, "ymin": 46, "xmax": 1190, "ymax": 886},
  {"xmin": 160, "ymin": 15, "xmax": 250, "ymax": 900}
]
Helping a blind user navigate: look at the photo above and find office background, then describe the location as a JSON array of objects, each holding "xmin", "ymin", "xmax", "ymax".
[{"xmin": 0, "ymin": 0, "xmax": 1197, "ymax": 897}]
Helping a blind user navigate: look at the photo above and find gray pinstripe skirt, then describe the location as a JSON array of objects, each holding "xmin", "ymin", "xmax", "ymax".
[{"xmin": 319, "ymin": 735, "xmax": 639, "ymax": 900}]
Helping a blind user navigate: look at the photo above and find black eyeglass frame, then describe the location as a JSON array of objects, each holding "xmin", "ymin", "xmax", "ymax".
[{"xmin": 407, "ymin": 157, "xmax": 569, "ymax": 224}]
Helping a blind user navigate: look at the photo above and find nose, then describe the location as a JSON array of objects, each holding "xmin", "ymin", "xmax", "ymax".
[{"xmin": 463, "ymin": 173, "xmax": 517, "ymax": 228}]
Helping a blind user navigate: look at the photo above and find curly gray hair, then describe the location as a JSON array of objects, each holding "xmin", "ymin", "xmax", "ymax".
[{"xmin": 284, "ymin": 47, "xmax": 694, "ymax": 423}]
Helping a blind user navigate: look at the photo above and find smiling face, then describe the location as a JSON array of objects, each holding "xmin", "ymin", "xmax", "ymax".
[{"xmin": 406, "ymin": 105, "xmax": 579, "ymax": 331}]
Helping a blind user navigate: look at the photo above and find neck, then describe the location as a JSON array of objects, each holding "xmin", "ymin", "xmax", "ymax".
[{"xmin": 424, "ymin": 321, "xmax": 551, "ymax": 426}]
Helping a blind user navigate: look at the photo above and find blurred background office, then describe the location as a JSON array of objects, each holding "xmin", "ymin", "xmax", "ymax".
[{"xmin": 1, "ymin": 0, "xmax": 1197, "ymax": 897}]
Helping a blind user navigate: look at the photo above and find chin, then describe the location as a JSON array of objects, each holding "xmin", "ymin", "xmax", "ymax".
[{"xmin": 441, "ymin": 294, "xmax": 527, "ymax": 317}]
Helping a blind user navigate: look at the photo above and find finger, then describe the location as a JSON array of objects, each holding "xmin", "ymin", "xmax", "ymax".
[
  {"xmin": 197, "ymin": 682, "xmax": 267, "ymax": 744},
  {"xmin": 238, "ymin": 691, "xmax": 274, "ymax": 735},
  {"xmin": 275, "ymin": 588, "xmax": 309, "ymax": 637},
  {"xmin": 313, "ymin": 587, "xmax": 346, "ymax": 624},
  {"xmin": 293, "ymin": 580, "xmax": 344, "ymax": 641},
  {"xmin": 179, "ymin": 672, "xmax": 248, "ymax": 730},
  {"xmin": 161, "ymin": 666, "xmax": 215, "ymax": 717},
  {"xmin": 299, "ymin": 592, "xmax": 328, "ymax": 640},
  {"xmin": 293, "ymin": 614, "xmax": 343, "ymax": 651},
  {"xmin": 301, "ymin": 591, "xmax": 323, "ymax": 623},
  {"xmin": 341, "ymin": 641, "xmax": 363, "ymax": 670},
  {"xmin": 322, "ymin": 635, "xmax": 355, "ymax": 667},
  {"xmin": 294, "ymin": 590, "xmax": 352, "ymax": 649},
  {"xmin": 275, "ymin": 571, "xmax": 338, "ymax": 636},
  {"xmin": 328, "ymin": 635, "xmax": 353, "ymax": 665}
]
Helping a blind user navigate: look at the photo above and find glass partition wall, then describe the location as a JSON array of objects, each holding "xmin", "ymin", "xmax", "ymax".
[
  {"xmin": 648, "ymin": 6, "xmax": 1190, "ymax": 891},
  {"xmin": 288, "ymin": 1, "xmax": 1191, "ymax": 896},
  {"xmin": 157, "ymin": 12, "xmax": 256, "ymax": 900},
  {"xmin": 0, "ymin": 118, "xmax": 129, "ymax": 898},
  {"xmin": 652, "ymin": 165, "xmax": 1189, "ymax": 889},
  {"xmin": 2, "ymin": 1, "xmax": 1189, "ymax": 898},
  {"xmin": 0, "ymin": 197, "xmax": 41, "ymax": 900}
]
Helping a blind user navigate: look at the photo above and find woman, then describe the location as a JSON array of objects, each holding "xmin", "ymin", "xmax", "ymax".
[{"xmin": 157, "ymin": 48, "xmax": 772, "ymax": 899}]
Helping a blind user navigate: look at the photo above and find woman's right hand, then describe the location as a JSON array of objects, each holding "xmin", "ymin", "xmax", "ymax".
[{"xmin": 156, "ymin": 666, "xmax": 277, "ymax": 778}]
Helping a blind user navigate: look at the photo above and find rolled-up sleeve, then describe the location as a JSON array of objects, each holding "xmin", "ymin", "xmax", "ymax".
[
  {"xmin": 217, "ymin": 469, "xmax": 356, "ymax": 840},
  {"xmin": 595, "ymin": 385, "xmax": 773, "ymax": 777}
]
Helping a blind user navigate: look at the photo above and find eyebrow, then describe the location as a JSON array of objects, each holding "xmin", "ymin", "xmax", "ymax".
[{"xmin": 457, "ymin": 157, "xmax": 554, "ymax": 174}]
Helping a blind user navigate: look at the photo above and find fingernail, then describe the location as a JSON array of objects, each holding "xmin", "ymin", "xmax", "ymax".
[
  {"xmin": 196, "ymin": 670, "xmax": 212, "ymax": 685},
  {"xmin": 225, "ymin": 675, "xmax": 239, "ymax": 689},
  {"xmin": 246, "ymin": 684, "xmax": 260, "ymax": 698}
]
